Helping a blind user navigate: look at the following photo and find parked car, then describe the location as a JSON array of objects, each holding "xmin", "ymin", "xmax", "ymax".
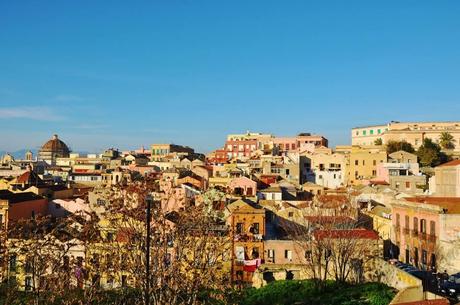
[{"xmin": 440, "ymin": 273, "xmax": 460, "ymax": 301}]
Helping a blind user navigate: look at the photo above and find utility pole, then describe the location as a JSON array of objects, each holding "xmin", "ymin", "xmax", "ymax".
[{"xmin": 145, "ymin": 195, "xmax": 152, "ymax": 305}]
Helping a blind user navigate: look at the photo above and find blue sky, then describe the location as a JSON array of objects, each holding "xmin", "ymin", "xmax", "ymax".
[{"xmin": 1, "ymin": 1, "xmax": 460, "ymax": 153}]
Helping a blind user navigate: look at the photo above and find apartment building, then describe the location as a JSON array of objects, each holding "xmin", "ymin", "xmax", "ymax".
[
  {"xmin": 346, "ymin": 146, "xmax": 387, "ymax": 185},
  {"xmin": 391, "ymin": 196, "xmax": 460, "ymax": 273},
  {"xmin": 227, "ymin": 199, "xmax": 265, "ymax": 285},
  {"xmin": 432, "ymin": 160, "xmax": 460, "ymax": 197},
  {"xmin": 303, "ymin": 151, "xmax": 348, "ymax": 188},
  {"xmin": 352, "ymin": 121, "xmax": 460, "ymax": 150},
  {"xmin": 150, "ymin": 144, "xmax": 194, "ymax": 161}
]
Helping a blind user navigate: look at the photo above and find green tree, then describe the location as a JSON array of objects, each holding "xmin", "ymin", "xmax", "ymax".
[
  {"xmin": 374, "ymin": 138, "xmax": 383, "ymax": 146},
  {"xmin": 385, "ymin": 140, "xmax": 415, "ymax": 155},
  {"xmin": 417, "ymin": 138, "xmax": 449, "ymax": 167},
  {"xmin": 439, "ymin": 132, "xmax": 455, "ymax": 149}
]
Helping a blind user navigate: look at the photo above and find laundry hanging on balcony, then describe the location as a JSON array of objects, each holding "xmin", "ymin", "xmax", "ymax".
[{"xmin": 243, "ymin": 258, "xmax": 262, "ymax": 272}]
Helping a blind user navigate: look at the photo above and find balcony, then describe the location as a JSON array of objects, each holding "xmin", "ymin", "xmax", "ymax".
[
  {"xmin": 403, "ymin": 228, "xmax": 410, "ymax": 235},
  {"xmin": 411, "ymin": 230, "xmax": 418, "ymax": 238},
  {"xmin": 234, "ymin": 233, "xmax": 264, "ymax": 242}
]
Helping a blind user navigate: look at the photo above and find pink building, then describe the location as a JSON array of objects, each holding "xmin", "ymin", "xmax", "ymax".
[
  {"xmin": 273, "ymin": 134, "xmax": 328, "ymax": 153},
  {"xmin": 391, "ymin": 197, "xmax": 448, "ymax": 270},
  {"xmin": 229, "ymin": 176, "xmax": 257, "ymax": 196}
]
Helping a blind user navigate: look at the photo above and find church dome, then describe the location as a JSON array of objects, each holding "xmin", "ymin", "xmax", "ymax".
[{"xmin": 40, "ymin": 134, "xmax": 70, "ymax": 154}]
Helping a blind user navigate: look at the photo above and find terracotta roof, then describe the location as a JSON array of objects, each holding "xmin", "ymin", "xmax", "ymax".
[
  {"xmin": 438, "ymin": 160, "xmax": 460, "ymax": 167},
  {"xmin": 305, "ymin": 216, "xmax": 355, "ymax": 224},
  {"xmin": 393, "ymin": 300, "xmax": 449, "ymax": 305},
  {"xmin": 404, "ymin": 196, "xmax": 460, "ymax": 214},
  {"xmin": 40, "ymin": 134, "xmax": 70, "ymax": 153},
  {"xmin": 438, "ymin": 159, "xmax": 460, "ymax": 167},
  {"xmin": 314, "ymin": 229, "xmax": 379, "ymax": 240},
  {"xmin": 16, "ymin": 170, "xmax": 43, "ymax": 184}
]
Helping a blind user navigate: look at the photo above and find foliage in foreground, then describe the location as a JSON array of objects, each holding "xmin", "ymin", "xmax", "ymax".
[
  {"xmin": 0, "ymin": 280, "xmax": 396, "ymax": 305},
  {"xmin": 239, "ymin": 280, "xmax": 396, "ymax": 305}
]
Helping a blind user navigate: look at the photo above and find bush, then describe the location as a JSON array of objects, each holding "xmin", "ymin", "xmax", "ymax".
[{"xmin": 238, "ymin": 280, "xmax": 395, "ymax": 305}]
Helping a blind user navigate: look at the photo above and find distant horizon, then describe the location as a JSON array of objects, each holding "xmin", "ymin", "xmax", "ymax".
[
  {"xmin": 2, "ymin": 118, "xmax": 460, "ymax": 156},
  {"xmin": 2, "ymin": 1, "xmax": 460, "ymax": 153}
]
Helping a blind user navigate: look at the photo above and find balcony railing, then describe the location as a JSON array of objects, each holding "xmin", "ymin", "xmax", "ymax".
[{"xmin": 234, "ymin": 234, "xmax": 264, "ymax": 242}]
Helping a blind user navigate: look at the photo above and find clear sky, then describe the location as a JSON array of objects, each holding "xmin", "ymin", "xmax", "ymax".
[{"xmin": 1, "ymin": 1, "xmax": 460, "ymax": 153}]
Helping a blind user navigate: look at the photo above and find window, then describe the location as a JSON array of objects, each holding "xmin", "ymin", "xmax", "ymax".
[
  {"xmin": 305, "ymin": 250, "xmax": 312, "ymax": 259},
  {"xmin": 252, "ymin": 247, "xmax": 259, "ymax": 259},
  {"xmin": 422, "ymin": 250, "xmax": 427, "ymax": 265},
  {"xmin": 406, "ymin": 182, "xmax": 411, "ymax": 189},
  {"xmin": 107, "ymin": 232, "xmax": 114, "ymax": 242},
  {"xmin": 362, "ymin": 160, "xmax": 365, "ymax": 166},
  {"xmin": 414, "ymin": 248, "xmax": 419, "ymax": 266},
  {"xmin": 378, "ymin": 129, "xmax": 381, "ymax": 134},
  {"xmin": 413, "ymin": 217, "xmax": 418, "ymax": 232},
  {"xmin": 372, "ymin": 170, "xmax": 377, "ymax": 176},
  {"xmin": 396, "ymin": 213, "xmax": 400, "ymax": 228},
  {"xmin": 0, "ymin": 214, "xmax": 3, "ymax": 227},
  {"xmin": 121, "ymin": 275, "xmax": 128, "ymax": 287},
  {"xmin": 268, "ymin": 249, "xmax": 275, "ymax": 262},
  {"xmin": 430, "ymin": 221, "xmax": 436, "ymax": 236},
  {"xmin": 251, "ymin": 223, "xmax": 260, "ymax": 234},
  {"xmin": 355, "ymin": 160, "xmax": 359, "ymax": 166},
  {"xmin": 106, "ymin": 254, "xmax": 112, "ymax": 268},
  {"xmin": 373, "ymin": 160, "xmax": 376, "ymax": 166},
  {"xmin": 370, "ymin": 130, "xmax": 374, "ymax": 135},
  {"xmin": 236, "ymin": 223, "xmax": 243, "ymax": 234},
  {"xmin": 9, "ymin": 255, "xmax": 17, "ymax": 272},
  {"xmin": 63, "ymin": 256, "xmax": 69, "ymax": 270},
  {"xmin": 420, "ymin": 219, "xmax": 427, "ymax": 234},
  {"xmin": 363, "ymin": 130, "xmax": 367, "ymax": 135},
  {"xmin": 25, "ymin": 276, "xmax": 32, "ymax": 291},
  {"xmin": 405, "ymin": 215, "xmax": 409, "ymax": 229},
  {"xmin": 285, "ymin": 250, "xmax": 292, "ymax": 261},
  {"xmin": 25, "ymin": 259, "xmax": 33, "ymax": 273},
  {"xmin": 288, "ymin": 212, "xmax": 294, "ymax": 218}
]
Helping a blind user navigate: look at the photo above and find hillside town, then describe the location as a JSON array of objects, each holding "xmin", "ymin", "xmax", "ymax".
[{"xmin": 1, "ymin": 121, "xmax": 460, "ymax": 304}]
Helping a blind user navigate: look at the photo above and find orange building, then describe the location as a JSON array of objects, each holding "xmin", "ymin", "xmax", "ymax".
[
  {"xmin": 0, "ymin": 190, "xmax": 48, "ymax": 228},
  {"xmin": 226, "ymin": 199, "xmax": 265, "ymax": 285}
]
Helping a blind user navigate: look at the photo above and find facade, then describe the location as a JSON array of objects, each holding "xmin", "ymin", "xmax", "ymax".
[
  {"xmin": 347, "ymin": 146, "xmax": 387, "ymax": 185},
  {"xmin": 432, "ymin": 160, "xmax": 460, "ymax": 197},
  {"xmin": 227, "ymin": 199, "xmax": 265, "ymax": 285},
  {"xmin": 150, "ymin": 144, "xmax": 194, "ymax": 161},
  {"xmin": 38, "ymin": 134, "xmax": 71, "ymax": 165},
  {"xmin": 0, "ymin": 190, "xmax": 48, "ymax": 228},
  {"xmin": 390, "ymin": 197, "xmax": 460, "ymax": 271},
  {"xmin": 225, "ymin": 139, "xmax": 258, "ymax": 160},
  {"xmin": 376, "ymin": 151, "xmax": 426, "ymax": 194},
  {"xmin": 303, "ymin": 151, "xmax": 348, "ymax": 188},
  {"xmin": 352, "ymin": 121, "xmax": 460, "ymax": 151}
]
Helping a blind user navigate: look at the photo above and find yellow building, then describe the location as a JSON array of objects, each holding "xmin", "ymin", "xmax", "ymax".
[
  {"xmin": 352, "ymin": 121, "xmax": 460, "ymax": 150},
  {"xmin": 347, "ymin": 146, "xmax": 387, "ymax": 185}
]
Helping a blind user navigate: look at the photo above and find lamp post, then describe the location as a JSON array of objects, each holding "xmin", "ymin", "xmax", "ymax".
[{"xmin": 145, "ymin": 195, "xmax": 152, "ymax": 305}]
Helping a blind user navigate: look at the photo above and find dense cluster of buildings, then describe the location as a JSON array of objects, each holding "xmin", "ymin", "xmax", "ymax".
[{"xmin": 1, "ymin": 122, "xmax": 460, "ymax": 303}]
